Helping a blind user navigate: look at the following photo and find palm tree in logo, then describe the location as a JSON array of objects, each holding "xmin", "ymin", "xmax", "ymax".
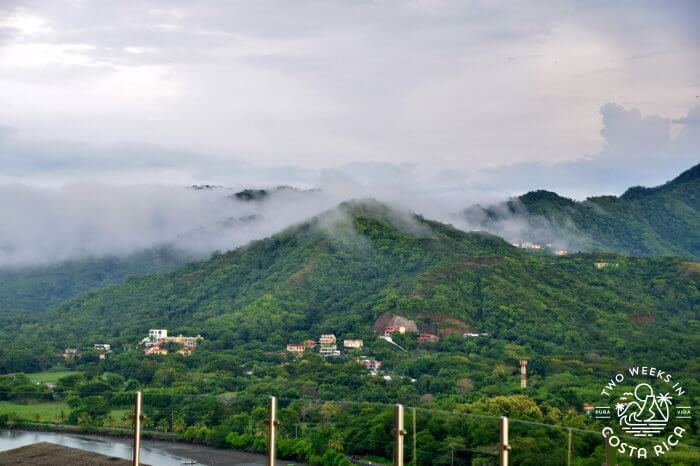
[{"xmin": 617, "ymin": 383, "xmax": 671, "ymax": 430}]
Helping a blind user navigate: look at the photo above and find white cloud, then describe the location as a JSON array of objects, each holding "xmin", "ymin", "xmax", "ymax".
[{"xmin": 0, "ymin": 1, "xmax": 696, "ymax": 168}]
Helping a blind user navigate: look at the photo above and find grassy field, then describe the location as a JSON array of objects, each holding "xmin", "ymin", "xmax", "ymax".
[
  {"xmin": 0, "ymin": 400, "xmax": 69, "ymax": 422},
  {"xmin": 24, "ymin": 368, "xmax": 78, "ymax": 384},
  {"xmin": 0, "ymin": 401, "xmax": 130, "ymax": 426}
]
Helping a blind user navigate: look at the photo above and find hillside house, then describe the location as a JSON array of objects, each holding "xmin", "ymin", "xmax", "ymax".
[
  {"xmin": 553, "ymin": 248, "xmax": 568, "ymax": 256},
  {"xmin": 319, "ymin": 334, "xmax": 336, "ymax": 345},
  {"xmin": 595, "ymin": 262, "xmax": 609, "ymax": 269},
  {"xmin": 286, "ymin": 343, "xmax": 305, "ymax": 354},
  {"xmin": 417, "ymin": 333, "xmax": 440, "ymax": 342},
  {"xmin": 141, "ymin": 329, "xmax": 203, "ymax": 354},
  {"xmin": 303, "ymin": 339, "xmax": 317, "ymax": 347},
  {"xmin": 383, "ymin": 325, "xmax": 404, "ymax": 337},
  {"xmin": 145, "ymin": 345, "xmax": 168, "ymax": 355},
  {"xmin": 463, "ymin": 332, "xmax": 488, "ymax": 337},
  {"xmin": 93, "ymin": 344, "xmax": 111, "ymax": 352},
  {"xmin": 355, "ymin": 357, "xmax": 382, "ymax": 372},
  {"xmin": 176, "ymin": 347, "xmax": 194, "ymax": 356},
  {"xmin": 169, "ymin": 334, "xmax": 203, "ymax": 348},
  {"xmin": 62, "ymin": 348, "xmax": 79, "ymax": 359},
  {"xmin": 149, "ymin": 329, "xmax": 168, "ymax": 340},
  {"xmin": 319, "ymin": 345, "xmax": 340, "ymax": 356},
  {"xmin": 343, "ymin": 339, "xmax": 363, "ymax": 348}
]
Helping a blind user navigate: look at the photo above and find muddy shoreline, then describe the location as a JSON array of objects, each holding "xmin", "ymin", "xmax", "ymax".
[{"xmin": 1, "ymin": 428, "xmax": 303, "ymax": 465}]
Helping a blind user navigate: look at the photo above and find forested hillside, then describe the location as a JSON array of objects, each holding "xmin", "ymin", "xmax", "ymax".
[
  {"xmin": 0, "ymin": 247, "xmax": 190, "ymax": 316},
  {"xmin": 1, "ymin": 199, "xmax": 698, "ymax": 464},
  {"xmin": 2, "ymin": 200, "xmax": 697, "ymax": 376},
  {"xmin": 464, "ymin": 163, "xmax": 700, "ymax": 258}
]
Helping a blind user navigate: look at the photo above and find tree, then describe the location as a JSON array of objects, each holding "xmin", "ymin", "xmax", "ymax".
[
  {"xmin": 443, "ymin": 436, "xmax": 464, "ymax": 466},
  {"xmin": 157, "ymin": 418, "xmax": 170, "ymax": 432},
  {"xmin": 328, "ymin": 434, "xmax": 344, "ymax": 453},
  {"xmin": 172, "ymin": 416, "xmax": 187, "ymax": 433}
]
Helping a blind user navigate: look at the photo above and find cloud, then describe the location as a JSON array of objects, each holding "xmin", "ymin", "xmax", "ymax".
[
  {"xmin": 0, "ymin": 101, "xmax": 697, "ymax": 268},
  {"xmin": 0, "ymin": 1, "xmax": 697, "ymax": 171},
  {"xmin": 0, "ymin": 184, "xmax": 340, "ymax": 267},
  {"xmin": 472, "ymin": 103, "xmax": 699, "ymax": 198},
  {"xmin": 0, "ymin": 126, "xmax": 317, "ymax": 188}
]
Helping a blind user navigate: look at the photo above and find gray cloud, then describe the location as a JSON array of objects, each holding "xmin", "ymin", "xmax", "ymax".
[
  {"xmin": 0, "ymin": 1, "xmax": 697, "ymax": 171},
  {"xmin": 470, "ymin": 103, "xmax": 700, "ymax": 198},
  {"xmin": 0, "ymin": 1, "xmax": 697, "ymax": 266}
]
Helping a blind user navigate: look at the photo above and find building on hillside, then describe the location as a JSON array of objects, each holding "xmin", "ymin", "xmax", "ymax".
[
  {"xmin": 286, "ymin": 343, "xmax": 305, "ymax": 354},
  {"xmin": 303, "ymin": 339, "xmax": 317, "ymax": 348},
  {"xmin": 149, "ymin": 329, "xmax": 168, "ymax": 340},
  {"xmin": 355, "ymin": 357, "xmax": 382, "ymax": 372},
  {"xmin": 583, "ymin": 403, "xmax": 594, "ymax": 414},
  {"xmin": 319, "ymin": 334, "xmax": 336, "ymax": 345},
  {"xmin": 94, "ymin": 344, "xmax": 111, "ymax": 352},
  {"xmin": 176, "ymin": 347, "xmax": 194, "ymax": 356},
  {"xmin": 141, "ymin": 329, "xmax": 203, "ymax": 354},
  {"xmin": 553, "ymin": 248, "xmax": 568, "ymax": 256},
  {"xmin": 343, "ymin": 339, "xmax": 363, "ymax": 348},
  {"xmin": 169, "ymin": 334, "xmax": 203, "ymax": 348},
  {"xmin": 417, "ymin": 333, "xmax": 439, "ymax": 343},
  {"xmin": 63, "ymin": 348, "xmax": 80, "ymax": 359},
  {"xmin": 383, "ymin": 325, "xmax": 405, "ymax": 337},
  {"xmin": 145, "ymin": 345, "xmax": 168, "ymax": 355},
  {"xmin": 319, "ymin": 345, "xmax": 340, "ymax": 357},
  {"xmin": 463, "ymin": 332, "xmax": 488, "ymax": 337}
]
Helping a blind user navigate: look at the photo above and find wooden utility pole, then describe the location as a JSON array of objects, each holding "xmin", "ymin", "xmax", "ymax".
[
  {"xmin": 394, "ymin": 404, "xmax": 405, "ymax": 466},
  {"xmin": 131, "ymin": 391, "xmax": 142, "ymax": 466},
  {"xmin": 266, "ymin": 396, "xmax": 278, "ymax": 466},
  {"xmin": 499, "ymin": 416, "xmax": 510, "ymax": 466}
]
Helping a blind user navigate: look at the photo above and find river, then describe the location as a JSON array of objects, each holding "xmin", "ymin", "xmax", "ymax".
[{"xmin": 0, "ymin": 430, "xmax": 297, "ymax": 465}]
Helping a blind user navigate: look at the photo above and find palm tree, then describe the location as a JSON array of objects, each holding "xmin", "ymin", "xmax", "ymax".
[
  {"xmin": 328, "ymin": 435, "xmax": 344, "ymax": 453},
  {"xmin": 156, "ymin": 418, "xmax": 170, "ymax": 432},
  {"xmin": 77, "ymin": 413, "xmax": 93, "ymax": 425},
  {"xmin": 444, "ymin": 436, "xmax": 465, "ymax": 466},
  {"xmin": 172, "ymin": 416, "xmax": 187, "ymax": 433}
]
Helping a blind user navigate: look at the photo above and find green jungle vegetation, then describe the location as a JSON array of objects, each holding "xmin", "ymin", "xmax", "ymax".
[
  {"xmin": 464, "ymin": 163, "xmax": 700, "ymax": 258},
  {"xmin": 0, "ymin": 198, "xmax": 698, "ymax": 465},
  {"xmin": 0, "ymin": 246, "xmax": 189, "ymax": 316}
]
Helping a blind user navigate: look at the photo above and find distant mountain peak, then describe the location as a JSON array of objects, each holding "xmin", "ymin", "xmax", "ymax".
[
  {"xmin": 518, "ymin": 190, "xmax": 577, "ymax": 207},
  {"xmin": 668, "ymin": 162, "xmax": 700, "ymax": 185},
  {"xmin": 463, "ymin": 163, "xmax": 700, "ymax": 258},
  {"xmin": 231, "ymin": 186, "xmax": 319, "ymax": 201}
]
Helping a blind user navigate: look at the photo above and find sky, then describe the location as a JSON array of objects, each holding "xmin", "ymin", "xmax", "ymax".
[{"xmin": 0, "ymin": 1, "xmax": 698, "ymax": 265}]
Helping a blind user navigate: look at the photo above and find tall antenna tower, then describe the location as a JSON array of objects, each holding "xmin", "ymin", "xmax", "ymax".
[{"xmin": 519, "ymin": 359, "xmax": 528, "ymax": 388}]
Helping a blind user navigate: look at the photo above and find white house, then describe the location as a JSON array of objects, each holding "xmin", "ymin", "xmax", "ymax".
[
  {"xmin": 319, "ymin": 345, "xmax": 340, "ymax": 356},
  {"xmin": 149, "ymin": 329, "xmax": 168, "ymax": 339},
  {"xmin": 343, "ymin": 339, "xmax": 363, "ymax": 348},
  {"xmin": 94, "ymin": 344, "xmax": 111, "ymax": 352}
]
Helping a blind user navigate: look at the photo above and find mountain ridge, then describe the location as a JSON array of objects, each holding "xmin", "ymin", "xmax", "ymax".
[
  {"xmin": 464, "ymin": 163, "xmax": 700, "ymax": 258},
  {"xmin": 1, "ymin": 199, "xmax": 696, "ymax": 378}
]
